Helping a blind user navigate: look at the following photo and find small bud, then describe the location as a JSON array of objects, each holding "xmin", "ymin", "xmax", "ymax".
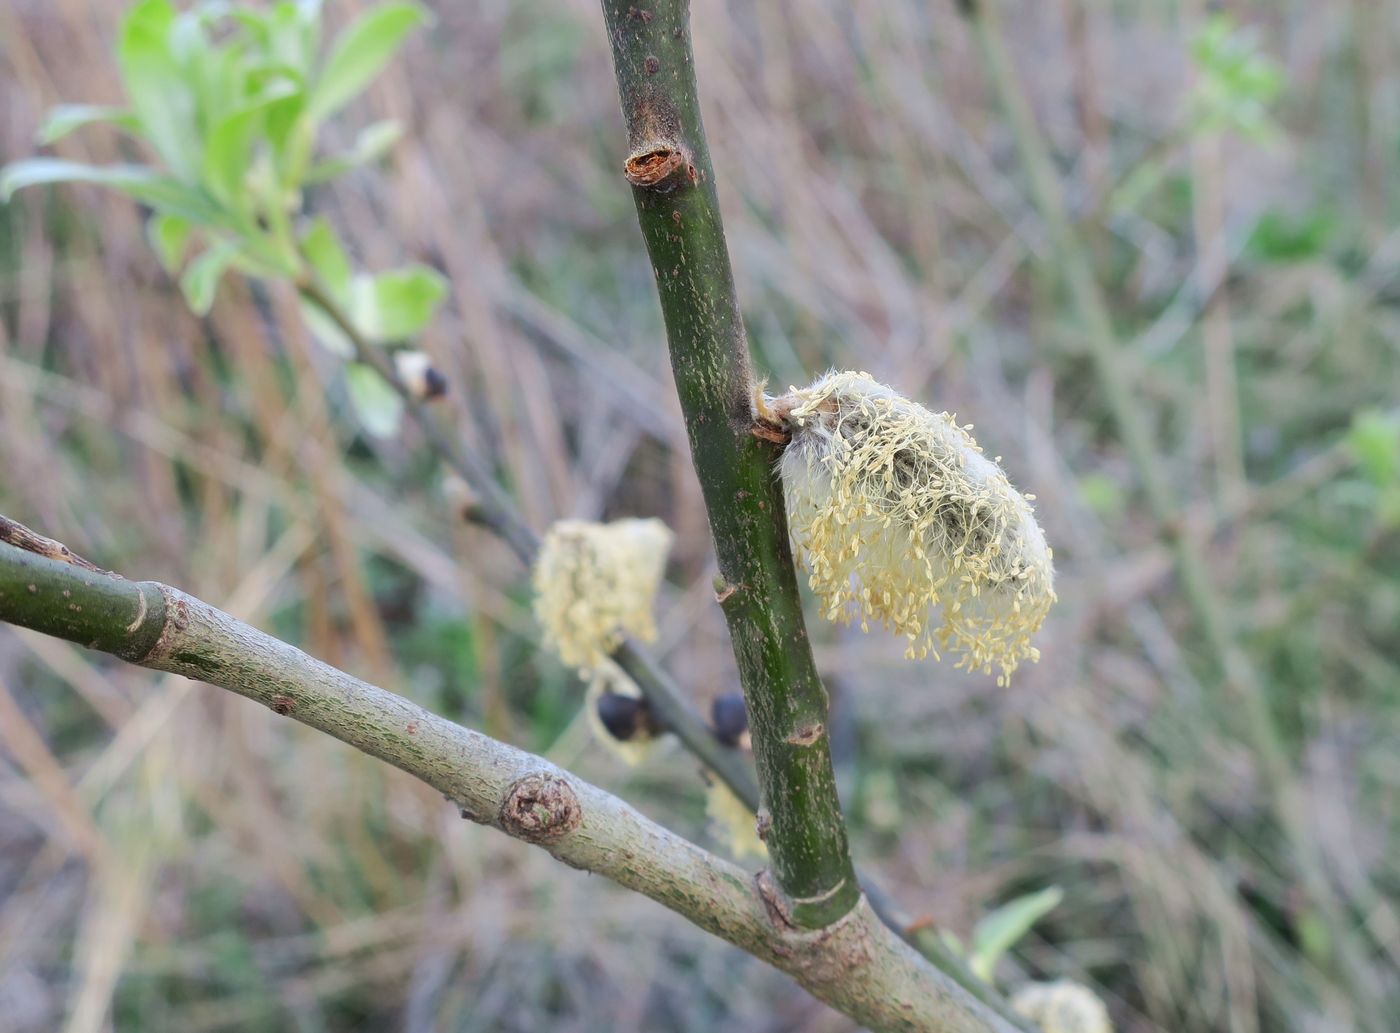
[
  {"xmin": 595, "ymin": 690, "xmax": 656, "ymax": 742},
  {"xmin": 1010, "ymin": 981, "xmax": 1112, "ymax": 1033},
  {"xmin": 585, "ymin": 665, "xmax": 660, "ymax": 766},
  {"xmin": 777, "ymin": 371, "xmax": 1055, "ymax": 682},
  {"xmin": 441, "ymin": 473, "xmax": 484, "ymax": 525},
  {"xmin": 533, "ymin": 518, "xmax": 674, "ymax": 671},
  {"xmin": 711, "ymin": 692, "xmax": 750, "ymax": 750},
  {"xmin": 394, "ymin": 349, "xmax": 448, "ymax": 400}
]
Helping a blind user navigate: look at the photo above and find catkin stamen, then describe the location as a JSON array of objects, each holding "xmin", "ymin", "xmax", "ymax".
[
  {"xmin": 777, "ymin": 371, "xmax": 1055, "ymax": 682},
  {"xmin": 532, "ymin": 518, "xmax": 674, "ymax": 672}
]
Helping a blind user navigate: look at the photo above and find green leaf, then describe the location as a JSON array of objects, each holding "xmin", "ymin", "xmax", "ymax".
[
  {"xmin": 301, "ymin": 217, "xmax": 353, "ymax": 299},
  {"xmin": 37, "ymin": 105, "xmax": 141, "ymax": 145},
  {"xmin": 303, "ymin": 119, "xmax": 404, "ymax": 184},
  {"xmin": 968, "ymin": 886, "xmax": 1063, "ymax": 982},
  {"xmin": 180, "ymin": 241, "xmax": 239, "ymax": 315},
  {"xmin": 118, "ymin": 0, "xmax": 202, "ymax": 182},
  {"xmin": 1348, "ymin": 410, "xmax": 1400, "ymax": 488},
  {"xmin": 345, "ymin": 362, "xmax": 404, "ymax": 438},
  {"xmin": 307, "ymin": 2, "xmax": 430, "ymax": 120},
  {"xmin": 349, "ymin": 265, "xmax": 447, "ymax": 341},
  {"xmin": 0, "ymin": 159, "xmax": 223, "ymax": 224},
  {"xmin": 201, "ymin": 83, "xmax": 299, "ymax": 208},
  {"xmin": 146, "ymin": 213, "xmax": 191, "ymax": 274}
]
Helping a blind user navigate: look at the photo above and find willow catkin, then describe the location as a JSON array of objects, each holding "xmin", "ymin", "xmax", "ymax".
[
  {"xmin": 532, "ymin": 518, "xmax": 674, "ymax": 672},
  {"xmin": 776, "ymin": 371, "xmax": 1054, "ymax": 683},
  {"xmin": 1009, "ymin": 981, "xmax": 1112, "ymax": 1033}
]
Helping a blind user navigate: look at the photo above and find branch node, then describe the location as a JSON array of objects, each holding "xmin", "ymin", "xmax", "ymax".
[
  {"xmin": 499, "ymin": 773, "xmax": 583, "ymax": 843},
  {"xmin": 756, "ymin": 868, "xmax": 798, "ymax": 931},
  {"xmin": 785, "ymin": 722, "xmax": 824, "ymax": 747},
  {"xmin": 623, "ymin": 144, "xmax": 696, "ymax": 192}
]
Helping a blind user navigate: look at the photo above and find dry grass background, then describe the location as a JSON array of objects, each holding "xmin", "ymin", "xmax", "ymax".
[{"xmin": 1, "ymin": 0, "xmax": 1398, "ymax": 1030}]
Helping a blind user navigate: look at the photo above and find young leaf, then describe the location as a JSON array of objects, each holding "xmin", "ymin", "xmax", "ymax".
[
  {"xmin": 118, "ymin": 0, "xmax": 202, "ymax": 182},
  {"xmin": 307, "ymin": 2, "xmax": 430, "ymax": 120},
  {"xmin": 301, "ymin": 217, "xmax": 353, "ymax": 299},
  {"xmin": 201, "ymin": 83, "xmax": 299, "ymax": 208},
  {"xmin": 303, "ymin": 119, "xmax": 404, "ymax": 184},
  {"xmin": 349, "ymin": 265, "xmax": 447, "ymax": 341},
  {"xmin": 968, "ymin": 886, "xmax": 1064, "ymax": 981},
  {"xmin": 180, "ymin": 241, "xmax": 239, "ymax": 315},
  {"xmin": 146, "ymin": 213, "xmax": 191, "ymax": 274},
  {"xmin": 345, "ymin": 362, "xmax": 404, "ymax": 438},
  {"xmin": 37, "ymin": 105, "xmax": 141, "ymax": 145},
  {"xmin": 0, "ymin": 159, "xmax": 223, "ymax": 224}
]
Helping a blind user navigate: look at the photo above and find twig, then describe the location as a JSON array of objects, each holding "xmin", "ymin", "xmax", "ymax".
[{"xmin": 0, "ymin": 538, "xmax": 1019, "ymax": 1033}]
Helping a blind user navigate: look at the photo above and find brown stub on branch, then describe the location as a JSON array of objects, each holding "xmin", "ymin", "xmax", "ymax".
[
  {"xmin": 0, "ymin": 515, "xmax": 104, "ymax": 573},
  {"xmin": 499, "ymin": 773, "xmax": 583, "ymax": 843},
  {"xmin": 623, "ymin": 145, "xmax": 696, "ymax": 192}
]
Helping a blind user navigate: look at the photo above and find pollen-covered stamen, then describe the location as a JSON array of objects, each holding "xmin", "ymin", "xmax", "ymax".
[
  {"xmin": 532, "ymin": 518, "xmax": 673, "ymax": 671},
  {"xmin": 776, "ymin": 371, "xmax": 1055, "ymax": 683}
]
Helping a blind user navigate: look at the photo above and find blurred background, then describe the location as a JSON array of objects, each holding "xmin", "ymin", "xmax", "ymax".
[{"xmin": 1, "ymin": 0, "xmax": 1398, "ymax": 1030}]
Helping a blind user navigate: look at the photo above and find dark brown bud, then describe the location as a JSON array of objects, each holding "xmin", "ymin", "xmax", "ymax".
[
  {"xmin": 711, "ymin": 692, "xmax": 750, "ymax": 749},
  {"xmin": 595, "ymin": 691, "xmax": 656, "ymax": 742}
]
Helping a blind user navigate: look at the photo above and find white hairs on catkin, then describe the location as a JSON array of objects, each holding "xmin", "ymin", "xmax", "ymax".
[
  {"xmin": 532, "ymin": 518, "xmax": 674, "ymax": 671},
  {"xmin": 776, "ymin": 371, "xmax": 1055, "ymax": 683},
  {"xmin": 1009, "ymin": 981, "xmax": 1112, "ymax": 1033}
]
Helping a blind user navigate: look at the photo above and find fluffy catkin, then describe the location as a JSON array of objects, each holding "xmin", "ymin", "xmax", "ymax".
[
  {"xmin": 776, "ymin": 371, "xmax": 1054, "ymax": 683},
  {"xmin": 1010, "ymin": 981, "xmax": 1112, "ymax": 1033},
  {"xmin": 532, "ymin": 518, "xmax": 673, "ymax": 671}
]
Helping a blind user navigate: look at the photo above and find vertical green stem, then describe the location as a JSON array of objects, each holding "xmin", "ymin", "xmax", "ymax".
[{"xmin": 599, "ymin": 0, "xmax": 859, "ymax": 927}]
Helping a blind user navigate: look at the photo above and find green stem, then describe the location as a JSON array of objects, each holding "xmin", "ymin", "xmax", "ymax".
[
  {"xmin": 598, "ymin": 0, "xmax": 858, "ymax": 928},
  {"xmin": 963, "ymin": 3, "xmax": 1383, "ymax": 1026}
]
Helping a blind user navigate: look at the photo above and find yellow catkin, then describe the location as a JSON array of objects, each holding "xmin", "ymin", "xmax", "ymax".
[
  {"xmin": 532, "ymin": 518, "xmax": 674, "ymax": 672},
  {"xmin": 704, "ymin": 778, "xmax": 768, "ymax": 861},
  {"xmin": 778, "ymin": 371, "xmax": 1055, "ymax": 683},
  {"xmin": 1010, "ymin": 981, "xmax": 1112, "ymax": 1033}
]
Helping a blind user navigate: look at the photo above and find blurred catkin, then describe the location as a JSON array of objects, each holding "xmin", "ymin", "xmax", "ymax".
[
  {"xmin": 532, "ymin": 518, "xmax": 673, "ymax": 671},
  {"xmin": 1009, "ymin": 981, "xmax": 1112, "ymax": 1033}
]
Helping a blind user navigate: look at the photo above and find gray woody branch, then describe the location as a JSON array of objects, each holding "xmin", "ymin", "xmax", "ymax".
[{"xmin": 0, "ymin": 530, "xmax": 1016, "ymax": 1033}]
